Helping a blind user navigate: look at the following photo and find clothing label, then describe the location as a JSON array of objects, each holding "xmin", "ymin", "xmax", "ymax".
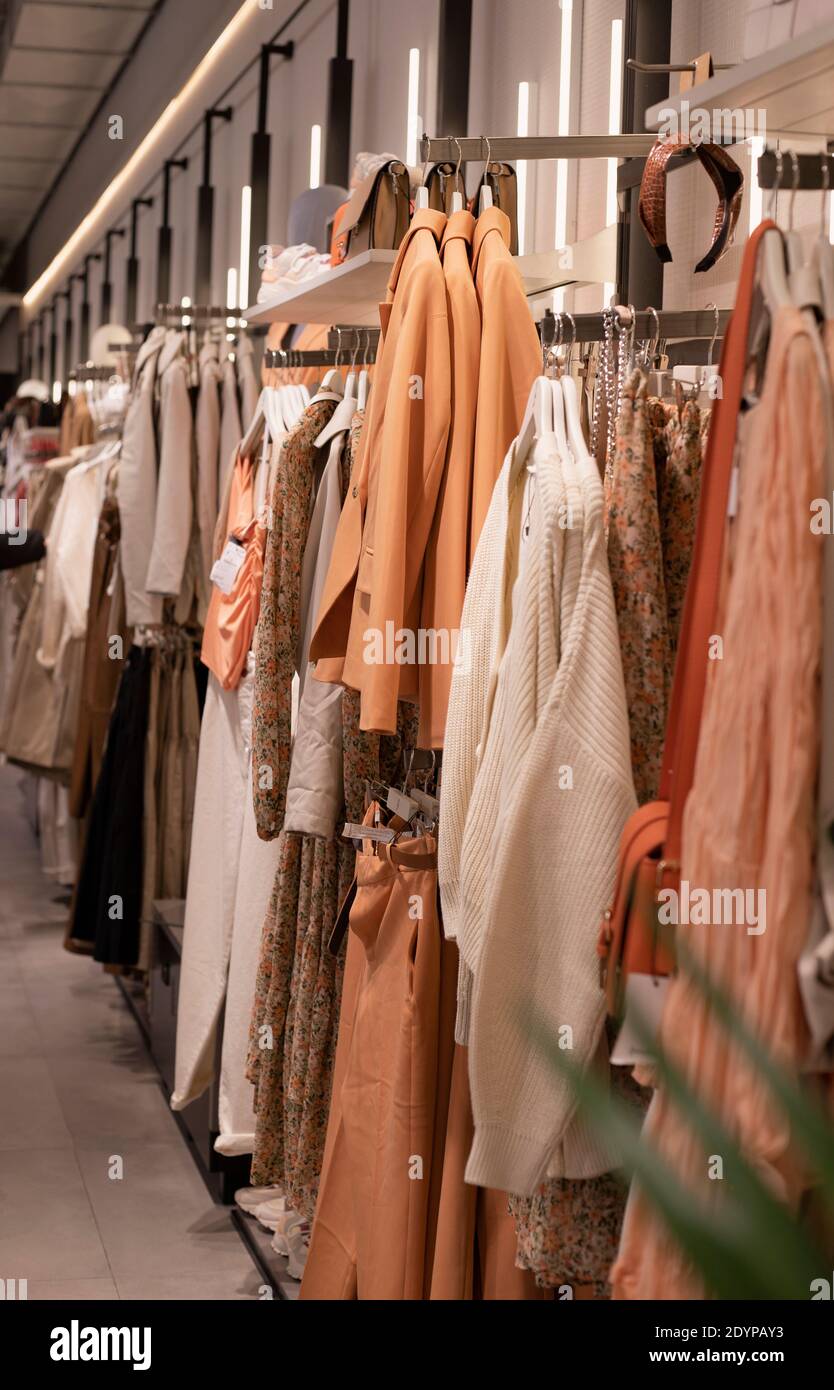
[
  {"xmin": 342, "ymin": 823, "xmax": 412, "ymax": 844},
  {"xmin": 210, "ymin": 538, "xmax": 246, "ymax": 594},
  {"xmin": 609, "ymin": 973, "xmax": 671, "ymax": 1066},
  {"xmin": 727, "ymin": 465, "xmax": 740, "ymax": 519},
  {"xmin": 387, "ymin": 787, "xmax": 418, "ymax": 821}
]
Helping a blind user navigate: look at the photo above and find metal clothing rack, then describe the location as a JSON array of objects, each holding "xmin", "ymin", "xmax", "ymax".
[
  {"xmin": 154, "ymin": 302, "xmax": 246, "ymax": 325},
  {"xmin": 757, "ymin": 149, "xmax": 834, "ymax": 189},
  {"xmin": 265, "ymin": 345, "xmax": 378, "ymax": 369},
  {"xmin": 551, "ymin": 307, "xmax": 731, "ymax": 343},
  {"xmin": 69, "ymin": 363, "xmax": 123, "ymax": 382},
  {"xmin": 420, "ymin": 134, "xmax": 658, "ymax": 163}
]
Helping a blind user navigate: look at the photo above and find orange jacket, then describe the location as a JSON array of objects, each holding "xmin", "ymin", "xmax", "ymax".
[
  {"xmin": 311, "ymin": 208, "xmax": 451, "ymax": 734},
  {"xmin": 418, "ymin": 210, "xmax": 481, "ymax": 749},
  {"xmin": 469, "ymin": 207, "xmax": 541, "ymax": 554}
]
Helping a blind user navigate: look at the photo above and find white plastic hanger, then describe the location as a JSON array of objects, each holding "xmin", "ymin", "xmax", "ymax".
[
  {"xmin": 814, "ymin": 152, "xmax": 834, "ymax": 319},
  {"xmin": 416, "ymin": 156, "xmax": 430, "ymax": 211},
  {"xmin": 357, "ymin": 329, "xmax": 371, "ymax": 412},
  {"xmin": 451, "ymin": 138, "xmax": 464, "ymax": 214},
  {"xmin": 784, "ymin": 149, "xmax": 823, "ymax": 313},
  {"xmin": 239, "ymin": 387, "xmax": 268, "ymax": 459},
  {"xmin": 478, "ymin": 136, "xmax": 494, "ymax": 214},
  {"xmin": 760, "ymin": 151, "xmax": 793, "ymax": 311},
  {"xmin": 311, "ymin": 327, "xmax": 346, "ymax": 401},
  {"xmin": 557, "ymin": 313, "xmax": 594, "ymax": 476}
]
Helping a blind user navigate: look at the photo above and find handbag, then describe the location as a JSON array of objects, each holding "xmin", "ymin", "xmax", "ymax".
[
  {"xmin": 425, "ymin": 162, "xmax": 467, "ymax": 214},
  {"xmin": 597, "ymin": 218, "xmax": 778, "ymax": 1015},
  {"xmin": 468, "ymin": 162, "xmax": 520, "ymax": 255},
  {"xmin": 330, "ymin": 159, "xmax": 411, "ymax": 265}
]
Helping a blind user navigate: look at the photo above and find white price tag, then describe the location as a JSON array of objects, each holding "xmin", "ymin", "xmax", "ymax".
[
  {"xmin": 610, "ymin": 974, "xmax": 671, "ymax": 1066},
  {"xmin": 210, "ymin": 539, "xmax": 246, "ymax": 594}
]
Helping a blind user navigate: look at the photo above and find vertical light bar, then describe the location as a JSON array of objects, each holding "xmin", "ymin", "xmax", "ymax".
[
  {"xmin": 604, "ymin": 18, "xmax": 623, "ymax": 306},
  {"xmin": 554, "ymin": 0, "xmax": 574, "ymax": 311},
  {"xmin": 606, "ymin": 19, "xmax": 623, "ymax": 226},
  {"xmin": 239, "ymin": 184, "xmax": 252, "ymax": 309},
  {"xmin": 748, "ymin": 136, "xmax": 765, "ymax": 231},
  {"xmin": 309, "ymin": 124, "xmax": 322, "ymax": 190},
  {"xmin": 517, "ymin": 82, "xmax": 531, "ymax": 256},
  {"xmin": 226, "ymin": 267, "xmax": 238, "ymax": 328},
  {"xmin": 52, "ymin": 380, "xmax": 61, "ymax": 405},
  {"xmin": 407, "ymin": 47, "xmax": 421, "ymax": 166}
]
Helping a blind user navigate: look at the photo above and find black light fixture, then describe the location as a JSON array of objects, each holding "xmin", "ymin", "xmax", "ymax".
[
  {"xmin": 101, "ymin": 227, "xmax": 125, "ymax": 323},
  {"xmin": 49, "ymin": 299, "xmax": 58, "ymax": 390},
  {"xmin": 324, "ymin": 0, "xmax": 352, "ymax": 188},
  {"xmin": 79, "ymin": 252, "xmax": 101, "ymax": 363},
  {"xmin": 126, "ymin": 196, "xmax": 154, "ymax": 325},
  {"xmin": 248, "ymin": 42, "xmax": 294, "ymax": 311},
  {"xmin": 157, "ymin": 157, "xmax": 188, "ymax": 306},
  {"xmin": 196, "ymin": 106, "xmax": 233, "ymax": 305},
  {"xmin": 61, "ymin": 278, "xmax": 80, "ymax": 380}
]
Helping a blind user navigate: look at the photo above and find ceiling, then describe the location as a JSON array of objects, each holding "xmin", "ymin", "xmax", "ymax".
[{"xmin": 0, "ymin": 0, "xmax": 159, "ymax": 276}]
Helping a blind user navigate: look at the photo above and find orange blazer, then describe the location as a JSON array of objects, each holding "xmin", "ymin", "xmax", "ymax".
[
  {"xmin": 469, "ymin": 207, "xmax": 541, "ymax": 554},
  {"xmin": 311, "ymin": 208, "xmax": 451, "ymax": 734},
  {"xmin": 417, "ymin": 209, "xmax": 481, "ymax": 749},
  {"xmin": 201, "ymin": 452, "xmax": 265, "ymax": 690}
]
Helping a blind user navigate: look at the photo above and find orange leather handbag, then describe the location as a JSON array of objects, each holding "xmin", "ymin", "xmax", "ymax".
[{"xmin": 598, "ymin": 218, "xmax": 779, "ymax": 1014}]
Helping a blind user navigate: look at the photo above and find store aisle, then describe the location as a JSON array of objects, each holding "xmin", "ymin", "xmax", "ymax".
[{"xmin": 0, "ymin": 766, "xmax": 260, "ymax": 1301}]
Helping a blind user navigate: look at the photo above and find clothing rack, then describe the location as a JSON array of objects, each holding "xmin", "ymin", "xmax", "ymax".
[
  {"xmin": 419, "ymin": 134, "xmax": 657, "ymax": 163},
  {"xmin": 154, "ymin": 303, "xmax": 246, "ymax": 325},
  {"xmin": 69, "ymin": 363, "xmax": 123, "ymax": 382},
  {"xmin": 264, "ymin": 345, "xmax": 378, "ymax": 368},
  {"xmin": 757, "ymin": 149, "xmax": 834, "ymax": 189},
  {"xmin": 326, "ymin": 327, "xmax": 380, "ymax": 352},
  {"xmin": 542, "ymin": 307, "xmax": 731, "ymax": 343}
]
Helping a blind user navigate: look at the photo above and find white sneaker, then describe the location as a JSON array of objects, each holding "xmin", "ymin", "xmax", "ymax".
[
  {"xmin": 235, "ymin": 1185, "xmax": 285, "ymax": 1213},
  {"xmin": 285, "ymin": 1214, "xmax": 311, "ymax": 1280},
  {"xmin": 269, "ymin": 1211, "xmax": 295, "ymax": 1257},
  {"xmin": 254, "ymin": 1196, "xmax": 290, "ymax": 1230}
]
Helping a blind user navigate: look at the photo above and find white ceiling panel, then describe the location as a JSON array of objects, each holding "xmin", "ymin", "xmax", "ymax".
[
  {"xmin": 2, "ymin": 46, "xmax": 122, "ymax": 84},
  {"xmin": 0, "ymin": 156, "xmax": 59, "ymax": 188},
  {"xmin": 13, "ymin": 2, "xmax": 148, "ymax": 52},
  {"xmin": 0, "ymin": 120, "xmax": 78, "ymax": 159},
  {"xmin": 0, "ymin": 84, "xmax": 100, "ymax": 125}
]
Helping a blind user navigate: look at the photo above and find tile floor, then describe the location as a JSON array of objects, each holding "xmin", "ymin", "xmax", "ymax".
[{"xmin": 0, "ymin": 767, "xmax": 261, "ymax": 1301}]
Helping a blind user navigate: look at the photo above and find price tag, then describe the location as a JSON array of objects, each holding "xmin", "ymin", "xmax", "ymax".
[
  {"xmin": 210, "ymin": 538, "xmax": 246, "ymax": 594},
  {"xmin": 609, "ymin": 974, "xmax": 671, "ymax": 1066}
]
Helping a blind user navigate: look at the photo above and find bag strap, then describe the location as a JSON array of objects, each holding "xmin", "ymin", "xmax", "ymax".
[{"xmin": 659, "ymin": 219, "xmax": 780, "ymax": 864}]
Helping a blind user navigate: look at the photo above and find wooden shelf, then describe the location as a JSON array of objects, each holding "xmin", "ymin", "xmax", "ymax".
[
  {"xmin": 645, "ymin": 22, "xmax": 834, "ymax": 140},
  {"xmin": 244, "ymin": 249, "xmax": 396, "ymax": 328}
]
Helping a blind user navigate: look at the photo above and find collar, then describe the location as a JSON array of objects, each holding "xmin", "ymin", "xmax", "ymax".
[
  {"xmin": 387, "ymin": 208, "xmax": 447, "ymax": 297},
  {"xmin": 441, "ymin": 209, "xmax": 476, "ymax": 253},
  {"xmin": 471, "ymin": 206, "xmax": 512, "ymax": 273},
  {"xmin": 158, "ymin": 329, "xmax": 186, "ymax": 376},
  {"xmin": 133, "ymin": 325, "xmax": 166, "ymax": 381}
]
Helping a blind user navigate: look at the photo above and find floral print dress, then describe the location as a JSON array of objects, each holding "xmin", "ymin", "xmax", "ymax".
[{"xmin": 247, "ymin": 409, "xmax": 420, "ymax": 1218}]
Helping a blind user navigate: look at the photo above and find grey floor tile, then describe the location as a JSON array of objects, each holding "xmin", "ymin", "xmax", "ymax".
[
  {"xmin": 48, "ymin": 1055, "xmax": 178, "ymax": 1148},
  {"xmin": 75, "ymin": 1142, "xmax": 256, "ymax": 1280},
  {"xmin": 24, "ymin": 1277, "xmax": 120, "ymax": 1301},
  {"xmin": 0, "ymin": 1148, "xmax": 111, "ymax": 1281},
  {"xmin": 116, "ymin": 1269, "xmax": 263, "ymax": 1301},
  {"xmin": 0, "ymin": 1057, "xmax": 73, "ymax": 1150},
  {"xmin": 0, "ymin": 981, "xmax": 43, "ymax": 1058}
]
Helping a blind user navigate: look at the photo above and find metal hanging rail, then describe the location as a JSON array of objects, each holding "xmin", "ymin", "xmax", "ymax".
[
  {"xmin": 265, "ymin": 345, "xmax": 378, "ymax": 368},
  {"xmin": 757, "ymin": 149, "xmax": 834, "ymax": 189},
  {"xmin": 626, "ymin": 58, "xmax": 735, "ymax": 74},
  {"xmin": 419, "ymin": 134, "xmax": 657, "ymax": 163},
  {"xmin": 548, "ymin": 307, "xmax": 730, "ymax": 342}
]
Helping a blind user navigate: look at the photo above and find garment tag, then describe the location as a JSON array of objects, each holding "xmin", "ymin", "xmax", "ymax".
[
  {"xmin": 342, "ymin": 822, "xmax": 401, "ymax": 844},
  {"xmin": 411, "ymin": 787, "xmax": 439, "ymax": 820},
  {"xmin": 210, "ymin": 538, "xmax": 246, "ymax": 594},
  {"xmin": 387, "ymin": 787, "xmax": 418, "ymax": 820},
  {"xmin": 610, "ymin": 973, "xmax": 671, "ymax": 1066}
]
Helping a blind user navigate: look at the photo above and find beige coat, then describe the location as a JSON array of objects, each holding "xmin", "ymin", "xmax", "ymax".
[{"xmin": 311, "ymin": 208, "xmax": 451, "ymax": 734}]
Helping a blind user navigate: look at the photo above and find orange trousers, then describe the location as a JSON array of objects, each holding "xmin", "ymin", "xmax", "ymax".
[{"xmin": 301, "ymin": 832, "xmax": 546, "ymax": 1301}]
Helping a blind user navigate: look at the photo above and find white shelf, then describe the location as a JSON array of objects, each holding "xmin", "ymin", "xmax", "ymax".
[
  {"xmin": 244, "ymin": 249, "xmax": 397, "ymax": 327},
  {"xmin": 645, "ymin": 22, "xmax": 834, "ymax": 140},
  {"xmin": 519, "ymin": 225, "xmax": 617, "ymax": 297}
]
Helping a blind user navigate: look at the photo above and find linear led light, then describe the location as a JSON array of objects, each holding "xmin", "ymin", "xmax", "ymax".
[
  {"xmin": 23, "ymin": 0, "xmax": 258, "ymax": 315},
  {"xmin": 554, "ymin": 0, "xmax": 573, "ymax": 250},
  {"xmin": 52, "ymin": 380, "xmax": 61, "ymax": 405},
  {"xmin": 407, "ymin": 48, "xmax": 421, "ymax": 167},
  {"xmin": 606, "ymin": 19, "xmax": 623, "ymax": 229},
  {"xmin": 748, "ymin": 136, "xmax": 764, "ymax": 231},
  {"xmin": 181, "ymin": 293, "xmax": 192, "ymax": 327},
  {"xmin": 226, "ymin": 266, "xmax": 238, "ymax": 327},
  {"xmin": 239, "ymin": 184, "xmax": 251, "ymax": 307},
  {"xmin": 517, "ymin": 82, "xmax": 531, "ymax": 257},
  {"xmin": 309, "ymin": 125, "xmax": 322, "ymax": 190}
]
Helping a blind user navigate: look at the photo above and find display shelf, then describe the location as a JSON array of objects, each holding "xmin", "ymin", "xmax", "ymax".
[
  {"xmin": 645, "ymin": 22, "xmax": 834, "ymax": 140},
  {"xmin": 231, "ymin": 1208, "xmax": 301, "ymax": 1302},
  {"xmin": 244, "ymin": 249, "xmax": 397, "ymax": 327},
  {"xmin": 519, "ymin": 224, "xmax": 617, "ymax": 298}
]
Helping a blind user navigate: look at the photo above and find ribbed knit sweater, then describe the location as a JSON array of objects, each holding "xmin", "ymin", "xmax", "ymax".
[{"xmin": 440, "ymin": 429, "xmax": 636, "ymax": 1196}]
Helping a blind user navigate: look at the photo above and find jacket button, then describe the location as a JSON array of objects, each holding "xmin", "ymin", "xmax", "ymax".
[{"xmin": 352, "ymin": 484, "xmax": 358, "ymax": 498}]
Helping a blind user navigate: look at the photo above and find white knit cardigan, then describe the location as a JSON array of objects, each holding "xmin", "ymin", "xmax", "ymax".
[{"xmin": 440, "ymin": 430, "xmax": 636, "ymax": 1196}]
